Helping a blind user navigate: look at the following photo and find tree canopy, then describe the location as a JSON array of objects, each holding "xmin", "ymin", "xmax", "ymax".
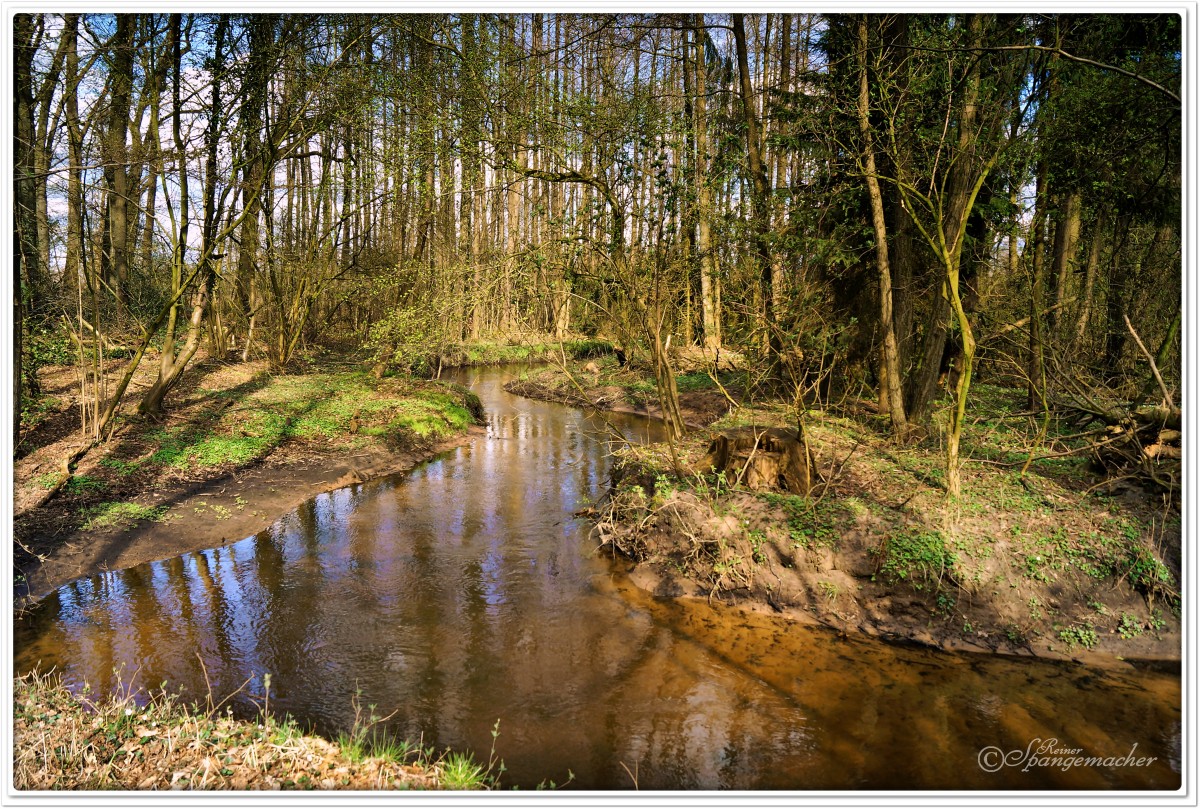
[{"xmin": 14, "ymin": 13, "xmax": 1183, "ymax": 491}]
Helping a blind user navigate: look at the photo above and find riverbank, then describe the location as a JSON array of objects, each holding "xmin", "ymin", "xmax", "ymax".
[
  {"xmin": 13, "ymin": 670, "xmax": 496, "ymax": 790},
  {"xmin": 507, "ymin": 356, "xmax": 1182, "ymax": 665},
  {"xmin": 13, "ymin": 350, "xmax": 484, "ymax": 606}
]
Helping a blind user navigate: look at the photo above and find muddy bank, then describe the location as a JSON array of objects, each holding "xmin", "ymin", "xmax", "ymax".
[
  {"xmin": 15, "ymin": 430, "xmax": 479, "ymax": 607},
  {"xmin": 14, "ymin": 353, "xmax": 483, "ymax": 608},
  {"xmin": 503, "ymin": 360, "xmax": 1182, "ymax": 665},
  {"xmin": 589, "ymin": 443, "xmax": 1181, "ymax": 667}
]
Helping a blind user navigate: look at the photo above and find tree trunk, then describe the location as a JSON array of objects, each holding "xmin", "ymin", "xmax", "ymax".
[
  {"xmin": 14, "ymin": 13, "xmax": 40, "ymax": 436},
  {"xmin": 856, "ymin": 16, "xmax": 908, "ymax": 437},
  {"xmin": 1027, "ymin": 169, "xmax": 1050, "ymax": 410},
  {"xmin": 1048, "ymin": 188, "xmax": 1082, "ymax": 332},
  {"xmin": 235, "ymin": 16, "xmax": 275, "ymax": 339},
  {"xmin": 139, "ymin": 15, "xmax": 228, "ymax": 417},
  {"xmin": 103, "ymin": 15, "xmax": 136, "ymax": 319},
  {"xmin": 692, "ymin": 15, "xmax": 721, "ymax": 351},
  {"xmin": 32, "ymin": 18, "xmax": 70, "ymax": 312},
  {"xmin": 906, "ymin": 294, "xmax": 951, "ymax": 423},
  {"xmin": 1074, "ymin": 209, "xmax": 1107, "ymax": 344},
  {"xmin": 732, "ymin": 14, "xmax": 777, "ymax": 358},
  {"xmin": 938, "ymin": 14, "xmax": 988, "ymax": 500}
]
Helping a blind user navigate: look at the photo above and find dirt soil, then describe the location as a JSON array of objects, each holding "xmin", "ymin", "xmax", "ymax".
[
  {"xmin": 507, "ymin": 362, "xmax": 1183, "ymax": 668},
  {"xmin": 604, "ymin": 488, "xmax": 1180, "ymax": 669},
  {"xmin": 13, "ymin": 354, "xmax": 478, "ymax": 608}
]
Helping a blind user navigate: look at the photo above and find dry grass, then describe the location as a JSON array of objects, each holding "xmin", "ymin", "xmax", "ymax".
[{"xmin": 13, "ymin": 669, "xmax": 493, "ymax": 791}]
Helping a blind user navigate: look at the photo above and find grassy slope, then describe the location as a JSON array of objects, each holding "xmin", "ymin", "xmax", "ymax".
[{"xmin": 18, "ymin": 355, "xmax": 481, "ymax": 541}]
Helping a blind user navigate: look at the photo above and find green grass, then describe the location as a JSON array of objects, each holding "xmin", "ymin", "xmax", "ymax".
[
  {"xmin": 149, "ymin": 413, "xmax": 288, "ymax": 469},
  {"xmin": 336, "ymin": 727, "xmax": 418, "ymax": 765},
  {"xmin": 624, "ymin": 378, "xmax": 657, "ymax": 396},
  {"xmin": 20, "ymin": 393, "xmax": 62, "ymax": 430},
  {"xmin": 98, "ymin": 456, "xmax": 140, "ymax": 476},
  {"xmin": 13, "ymin": 670, "xmax": 490, "ymax": 791},
  {"xmin": 563, "ymin": 338, "xmax": 615, "ymax": 358},
  {"xmin": 439, "ymin": 752, "xmax": 488, "ymax": 790},
  {"xmin": 675, "ymin": 371, "xmax": 717, "ymax": 392},
  {"xmin": 436, "ymin": 337, "xmax": 615, "ymax": 368},
  {"xmin": 131, "ymin": 371, "xmax": 478, "ymax": 473},
  {"xmin": 710, "ymin": 404, "xmax": 791, "ymax": 432},
  {"xmin": 962, "ymin": 473, "xmax": 1047, "ymax": 515},
  {"xmin": 80, "ymin": 501, "xmax": 167, "ymax": 531},
  {"xmin": 64, "ymin": 474, "xmax": 106, "ymax": 495}
]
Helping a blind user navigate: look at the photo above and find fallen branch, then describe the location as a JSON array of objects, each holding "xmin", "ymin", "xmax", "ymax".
[{"xmin": 1125, "ymin": 313, "xmax": 1176, "ymax": 411}]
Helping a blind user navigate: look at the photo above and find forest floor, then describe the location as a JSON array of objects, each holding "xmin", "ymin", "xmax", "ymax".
[
  {"xmin": 506, "ymin": 355, "xmax": 1182, "ymax": 667},
  {"xmin": 12, "ymin": 348, "xmax": 484, "ymax": 606}
]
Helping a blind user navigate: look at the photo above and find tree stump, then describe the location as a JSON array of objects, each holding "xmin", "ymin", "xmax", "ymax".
[{"xmin": 694, "ymin": 426, "xmax": 814, "ymax": 495}]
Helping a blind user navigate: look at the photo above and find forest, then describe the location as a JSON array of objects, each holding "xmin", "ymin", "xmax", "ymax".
[
  {"xmin": 11, "ymin": 12, "xmax": 1186, "ymax": 792},
  {"xmin": 14, "ymin": 13, "xmax": 1182, "ymax": 486}
]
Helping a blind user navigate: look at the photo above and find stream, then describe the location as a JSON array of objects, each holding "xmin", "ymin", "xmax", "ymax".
[{"xmin": 13, "ymin": 365, "xmax": 1182, "ymax": 790}]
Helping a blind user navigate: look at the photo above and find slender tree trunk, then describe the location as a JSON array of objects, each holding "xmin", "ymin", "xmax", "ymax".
[
  {"xmin": 15, "ymin": 13, "xmax": 41, "ymax": 434},
  {"xmin": 140, "ymin": 15, "xmax": 190, "ymax": 417},
  {"xmin": 33, "ymin": 25, "xmax": 70, "ymax": 308},
  {"xmin": 856, "ymin": 16, "xmax": 907, "ymax": 436},
  {"xmin": 235, "ymin": 16, "xmax": 274, "ymax": 340},
  {"xmin": 1103, "ymin": 214, "xmax": 1133, "ymax": 379},
  {"xmin": 1049, "ymin": 188, "xmax": 1082, "ymax": 332},
  {"xmin": 732, "ymin": 14, "xmax": 777, "ymax": 357},
  {"xmin": 1074, "ymin": 209, "xmax": 1107, "ymax": 344},
  {"xmin": 139, "ymin": 15, "xmax": 228, "ymax": 416},
  {"xmin": 692, "ymin": 15, "xmax": 721, "ymax": 350},
  {"xmin": 1027, "ymin": 167, "xmax": 1050, "ymax": 410},
  {"xmin": 938, "ymin": 14, "xmax": 988, "ymax": 500},
  {"xmin": 104, "ymin": 15, "xmax": 136, "ymax": 319},
  {"xmin": 64, "ymin": 14, "xmax": 85, "ymax": 300}
]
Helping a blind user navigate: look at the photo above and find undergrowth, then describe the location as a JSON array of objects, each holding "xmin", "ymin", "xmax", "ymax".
[
  {"xmin": 874, "ymin": 528, "xmax": 958, "ymax": 591},
  {"xmin": 13, "ymin": 669, "xmax": 500, "ymax": 791}
]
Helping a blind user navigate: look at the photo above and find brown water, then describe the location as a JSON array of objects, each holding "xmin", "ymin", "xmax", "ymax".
[{"xmin": 14, "ymin": 366, "xmax": 1182, "ymax": 790}]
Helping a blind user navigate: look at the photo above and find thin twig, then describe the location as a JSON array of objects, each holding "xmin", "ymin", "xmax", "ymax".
[
  {"xmin": 1124, "ymin": 313, "xmax": 1176, "ymax": 411},
  {"xmin": 813, "ymin": 440, "xmax": 860, "ymax": 508}
]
